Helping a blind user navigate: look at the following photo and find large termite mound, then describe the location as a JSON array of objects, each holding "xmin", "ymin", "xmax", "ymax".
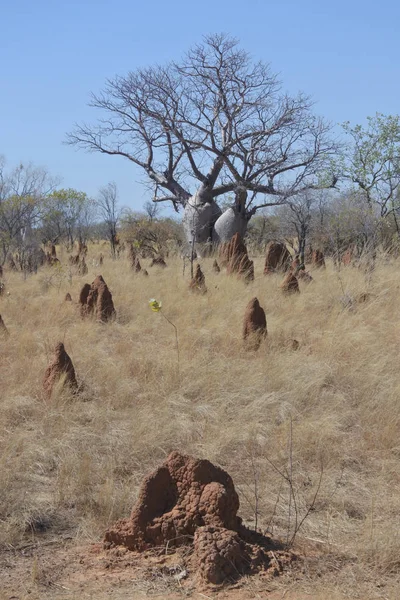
[
  {"xmin": 104, "ymin": 451, "xmax": 294, "ymax": 586},
  {"xmin": 43, "ymin": 342, "xmax": 78, "ymax": 399},
  {"xmin": 242, "ymin": 297, "xmax": 267, "ymax": 350},
  {"xmin": 264, "ymin": 241, "xmax": 292, "ymax": 274},
  {"xmin": 105, "ymin": 452, "xmax": 239, "ymax": 552},
  {"xmin": 224, "ymin": 233, "xmax": 254, "ymax": 282},
  {"xmin": 81, "ymin": 276, "xmax": 116, "ymax": 322}
]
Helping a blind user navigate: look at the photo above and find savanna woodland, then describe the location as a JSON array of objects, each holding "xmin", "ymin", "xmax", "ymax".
[{"xmin": 2, "ymin": 34, "xmax": 400, "ymax": 600}]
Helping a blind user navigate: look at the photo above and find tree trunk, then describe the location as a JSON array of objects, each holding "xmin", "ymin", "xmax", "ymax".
[
  {"xmin": 183, "ymin": 185, "xmax": 254, "ymax": 250},
  {"xmin": 182, "ymin": 186, "xmax": 222, "ymax": 254}
]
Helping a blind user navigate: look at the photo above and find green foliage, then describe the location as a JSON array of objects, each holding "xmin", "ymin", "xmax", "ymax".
[
  {"xmin": 121, "ymin": 210, "xmax": 184, "ymax": 256},
  {"xmin": 341, "ymin": 114, "xmax": 400, "ymax": 217},
  {"xmin": 42, "ymin": 188, "xmax": 94, "ymax": 246}
]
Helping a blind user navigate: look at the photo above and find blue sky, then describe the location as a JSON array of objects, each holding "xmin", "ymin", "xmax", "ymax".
[{"xmin": 1, "ymin": 0, "xmax": 399, "ymax": 212}]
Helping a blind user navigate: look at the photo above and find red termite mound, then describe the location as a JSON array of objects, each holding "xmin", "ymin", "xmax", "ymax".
[
  {"xmin": 280, "ymin": 272, "xmax": 300, "ymax": 294},
  {"xmin": 43, "ymin": 342, "xmax": 78, "ymax": 399},
  {"xmin": 104, "ymin": 451, "xmax": 294, "ymax": 585},
  {"xmin": 264, "ymin": 242, "xmax": 291, "ymax": 274},
  {"xmin": 79, "ymin": 283, "xmax": 91, "ymax": 316},
  {"xmin": 189, "ymin": 264, "xmax": 207, "ymax": 294},
  {"xmin": 65, "ymin": 292, "xmax": 72, "ymax": 302},
  {"xmin": 86, "ymin": 275, "xmax": 116, "ymax": 322},
  {"xmin": 218, "ymin": 241, "xmax": 230, "ymax": 266},
  {"xmin": 242, "ymin": 297, "xmax": 267, "ymax": 350},
  {"xmin": 105, "ymin": 452, "xmax": 240, "ymax": 552},
  {"xmin": 225, "ymin": 233, "xmax": 254, "ymax": 282}
]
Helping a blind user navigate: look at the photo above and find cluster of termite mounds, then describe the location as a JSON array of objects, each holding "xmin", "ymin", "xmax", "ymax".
[{"xmin": 104, "ymin": 451, "xmax": 294, "ymax": 586}]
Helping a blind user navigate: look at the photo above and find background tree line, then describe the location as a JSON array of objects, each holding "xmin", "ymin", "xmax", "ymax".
[{"xmin": 1, "ymin": 35, "xmax": 400, "ymax": 268}]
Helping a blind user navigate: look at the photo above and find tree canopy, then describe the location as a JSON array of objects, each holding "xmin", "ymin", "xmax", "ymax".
[{"xmin": 67, "ymin": 34, "xmax": 339, "ymax": 246}]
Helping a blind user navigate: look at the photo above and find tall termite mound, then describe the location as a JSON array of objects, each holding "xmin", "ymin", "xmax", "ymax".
[
  {"xmin": 43, "ymin": 342, "xmax": 78, "ymax": 399},
  {"xmin": 242, "ymin": 297, "xmax": 267, "ymax": 350},
  {"xmin": 87, "ymin": 275, "xmax": 116, "ymax": 322},
  {"xmin": 79, "ymin": 276, "xmax": 116, "ymax": 322},
  {"xmin": 264, "ymin": 241, "xmax": 291, "ymax": 274},
  {"xmin": 223, "ymin": 233, "xmax": 254, "ymax": 282}
]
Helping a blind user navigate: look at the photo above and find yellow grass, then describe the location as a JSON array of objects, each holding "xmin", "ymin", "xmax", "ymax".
[{"xmin": 1, "ymin": 244, "xmax": 400, "ymax": 597}]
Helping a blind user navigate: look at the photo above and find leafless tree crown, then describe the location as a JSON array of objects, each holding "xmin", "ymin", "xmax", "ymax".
[{"xmin": 67, "ymin": 34, "xmax": 338, "ymax": 213}]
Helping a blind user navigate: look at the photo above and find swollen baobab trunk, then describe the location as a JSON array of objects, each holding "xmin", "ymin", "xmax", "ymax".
[{"xmin": 182, "ymin": 186, "xmax": 252, "ymax": 253}]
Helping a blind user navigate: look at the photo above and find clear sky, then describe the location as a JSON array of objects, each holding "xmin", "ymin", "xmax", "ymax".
[{"xmin": 1, "ymin": 0, "xmax": 399, "ymax": 212}]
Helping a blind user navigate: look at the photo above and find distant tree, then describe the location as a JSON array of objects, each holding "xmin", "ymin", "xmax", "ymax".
[
  {"xmin": 342, "ymin": 114, "xmax": 400, "ymax": 234},
  {"xmin": 0, "ymin": 157, "xmax": 58, "ymax": 264},
  {"xmin": 246, "ymin": 210, "xmax": 279, "ymax": 252},
  {"xmin": 95, "ymin": 182, "xmax": 122, "ymax": 257},
  {"xmin": 121, "ymin": 210, "xmax": 183, "ymax": 257},
  {"xmin": 68, "ymin": 34, "xmax": 338, "ymax": 253},
  {"xmin": 143, "ymin": 200, "xmax": 161, "ymax": 222},
  {"xmin": 42, "ymin": 188, "xmax": 94, "ymax": 248}
]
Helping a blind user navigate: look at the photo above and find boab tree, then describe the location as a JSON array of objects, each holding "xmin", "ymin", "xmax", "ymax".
[{"xmin": 68, "ymin": 34, "xmax": 338, "ymax": 253}]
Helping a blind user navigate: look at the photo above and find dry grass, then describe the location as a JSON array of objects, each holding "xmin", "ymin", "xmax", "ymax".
[{"xmin": 1, "ymin": 243, "xmax": 400, "ymax": 597}]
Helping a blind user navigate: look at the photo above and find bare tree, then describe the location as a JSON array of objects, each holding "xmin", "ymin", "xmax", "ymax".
[
  {"xmin": 143, "ymin": 200, "xmax": 160, "ymax": 222},
  {"xmin": 95, "ymin": 182, "xmax": 121, "ymax": 257},
  {"xmin": 68, "ymin": 34, "xmax": 339, "ymax": 253}
]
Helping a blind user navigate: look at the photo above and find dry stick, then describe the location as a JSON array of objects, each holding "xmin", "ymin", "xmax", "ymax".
[
  {"xmin": 265, "ymin": 477, "xmax": 284, "ymax": 536},
  {"xmin": 289, "ymin": 458, "xmax": 324, "ymax": 546},
  {"xmin": 190, "ymin": 230, "xmax": 195, "ymax": 280},
  {"xmin": 161, "ymin": 312, "xmax": 180, "ymax": 382},
  {"xmin": 264, "ymin": 426, "xmax": 324, "ymax": 548},
  {"xmin": 250, "ymin": 451, "xmax": 260, "ymax": 531},
  {"xmin": 286, "ymin": 417, "xmax": 293, "ymax": 545}
]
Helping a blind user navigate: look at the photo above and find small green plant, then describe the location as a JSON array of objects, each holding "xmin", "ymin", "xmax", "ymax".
[{"xmin": 149, "ymin": 299, "xmax": 180, "ymax": 381}]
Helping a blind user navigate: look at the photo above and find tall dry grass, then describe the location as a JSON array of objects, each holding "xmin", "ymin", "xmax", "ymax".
[{"xmin": 1, "ymin": 244, "xmax": 400, "ymax": 595}]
